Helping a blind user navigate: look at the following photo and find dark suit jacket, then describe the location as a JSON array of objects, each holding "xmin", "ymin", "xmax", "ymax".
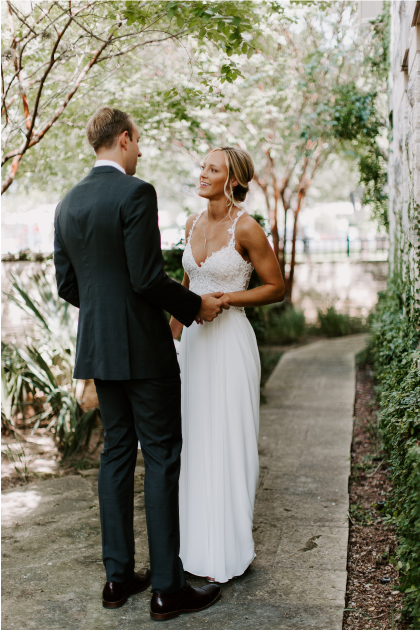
[{"xmin": 54, "ymin": 166, "xmax": 201, "ymax": 380}]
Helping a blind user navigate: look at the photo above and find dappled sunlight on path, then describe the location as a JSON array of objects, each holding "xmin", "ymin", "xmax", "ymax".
[
  {"xmin": 2, "ymin": 489, "xmax": 43, "ymax": 526},
  {"xmin": 2, "ymin": 434, "xmax": 59, "ymax": 481}
]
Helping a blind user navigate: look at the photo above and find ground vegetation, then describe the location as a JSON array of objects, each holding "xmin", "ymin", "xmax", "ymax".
[
  {"xmin": 344, "ymin": 358, "xmax": 406, "ymax": 630},
  {"xmin": 1, "ymin": 269, "xmax": 98, "ymax": 459},
  {"xmin": 368, "ymin": 283, "xmax": 420, "ymax": 628}
]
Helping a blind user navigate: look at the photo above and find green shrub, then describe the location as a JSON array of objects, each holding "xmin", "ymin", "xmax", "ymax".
[
  {"xmin": 370, "ymin": 283, "xmax": 420, "ymax": 627},
  {"xmin": 265, "ymin": 304, "xmax": 306, "ymax": 344},
  {"xmin": 317, "ymin": 305, "xmax": 366, "ymax": 337},
  {"xmin": 2, "ymin": 268, "xmax": 101, "ymax": 459},
  {"xmin": 259, "ymin": 348, "xmax": 283, "ymax": 389},
  {"xmin": 162, "ymin": 247, "xmax": 184, "ymax": 283}
]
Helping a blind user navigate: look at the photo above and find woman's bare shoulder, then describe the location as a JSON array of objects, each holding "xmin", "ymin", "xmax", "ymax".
[
  {"xmin": 236, "ymin": 212, "xmax": 266, "ymax": 241},
  {"xmin": 185, "ymin": 213, "xmax": 200, "ymax": 237},
  {"xmin": 186, "ymin": 213, "xmax": 199, "ymax": 228}
]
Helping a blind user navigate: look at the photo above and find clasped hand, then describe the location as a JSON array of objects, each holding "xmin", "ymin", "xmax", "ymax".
[{"xmin": 196, "ymin": 292, "xmax": 230, "ymax": 324}]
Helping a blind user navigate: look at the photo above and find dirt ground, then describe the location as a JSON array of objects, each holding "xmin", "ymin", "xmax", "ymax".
[{"xmin": 343, "ymin": 364, "xmax": 408, "ymax": 630}]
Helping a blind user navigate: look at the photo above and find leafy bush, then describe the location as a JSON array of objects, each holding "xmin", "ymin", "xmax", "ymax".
[
  {"xmin": 259, "ymin": 348, "xmax": 283, "ymax": 389},
  {"xmin": 2, "ymin": 268, "xmax": 101, "ymax": 459},
  {"xmin": 162, "ymin": 248, "xmax": 184, "ymax": 283},
  {"xmin": 265, "ymin": 304, "xmax": 307, "ymax": 344},
  {"xmin": 317, "ymin": 305, "xmax": 366, "ymax": 337},
  {"xmin": 370, "ymin": 284, "xmax": 420, "ymax": 626}
]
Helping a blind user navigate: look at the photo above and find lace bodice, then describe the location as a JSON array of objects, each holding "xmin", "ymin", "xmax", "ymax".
[{"xmin": 182, "ymin": 210, "xmax": 254, "ymax": 315}]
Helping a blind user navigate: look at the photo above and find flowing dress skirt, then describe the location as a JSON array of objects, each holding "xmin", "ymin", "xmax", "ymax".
[{"xmin": 178, "ymin": 309, "xmax": 260, "ymax": 583}]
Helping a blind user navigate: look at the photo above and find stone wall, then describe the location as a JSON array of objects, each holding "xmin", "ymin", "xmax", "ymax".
[
  {"xmin": 292, "ymin": 260, "xmax": 388, "ymax": 322},
  {"xmin": 389, "ymin": 0, "xmax": 420, "ymax": 300}
]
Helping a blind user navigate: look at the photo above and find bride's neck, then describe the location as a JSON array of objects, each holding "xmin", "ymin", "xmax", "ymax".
[{"xmin": 207, "ymin": 198, "xmax": 235, "ymax": 221}]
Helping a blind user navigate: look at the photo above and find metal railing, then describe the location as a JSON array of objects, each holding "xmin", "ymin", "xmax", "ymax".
[{"xmin": 284, "ymin": 236, "xmax": 389, "ymax": 263}]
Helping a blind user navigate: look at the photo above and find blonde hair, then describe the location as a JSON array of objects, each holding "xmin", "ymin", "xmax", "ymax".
[
  {"xmin": 207, "ymin": 146, "xmax": 254, "ymax": 210},
  {"xmin": 86, "ymin": 106, "xmax": 134, "ymax": 151}
]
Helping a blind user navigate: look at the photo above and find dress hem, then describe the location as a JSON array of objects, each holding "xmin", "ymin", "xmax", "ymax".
[{"xmin": 183, "ymin": 553, "xmax": 256, "ymax": 584}]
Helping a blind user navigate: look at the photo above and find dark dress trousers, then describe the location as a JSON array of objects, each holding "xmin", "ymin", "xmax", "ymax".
[{"xmin": 54, "ymin": 165, "xmax": 201, "ymax": 593}]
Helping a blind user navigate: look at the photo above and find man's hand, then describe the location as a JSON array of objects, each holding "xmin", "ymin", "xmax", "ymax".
[{"xmin": 198, "ymin": 292, "xmax": 229, "ymax": 322}]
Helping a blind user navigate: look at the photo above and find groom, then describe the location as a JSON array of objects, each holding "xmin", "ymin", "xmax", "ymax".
[{"xmin": 54, "ymin": 106, "xmax": 224, "ymax": 620}]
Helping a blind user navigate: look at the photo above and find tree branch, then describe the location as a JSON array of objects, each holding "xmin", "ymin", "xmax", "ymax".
[{"xmin": 1, "ymin": 3, "xmax": 95, "ymax": 191}]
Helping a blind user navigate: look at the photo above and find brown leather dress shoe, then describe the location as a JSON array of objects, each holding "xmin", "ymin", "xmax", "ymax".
[
  {"xmin": 102, "ymin": 569, "xmax": 151, "ymax": 609},
  {"xmin": 150, "ymin": 582, "xmax": 221, "ymax": 621}
]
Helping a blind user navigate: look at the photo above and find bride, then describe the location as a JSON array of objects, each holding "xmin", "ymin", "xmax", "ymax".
[{"xmin": 169, "ymin": 146, "xmax": 284, "ymax": 583}]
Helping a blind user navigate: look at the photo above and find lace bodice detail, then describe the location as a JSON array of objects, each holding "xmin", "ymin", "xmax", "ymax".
[{"xmin": 182, "ymin": 210, "xmax": 254, "ymax": 314}]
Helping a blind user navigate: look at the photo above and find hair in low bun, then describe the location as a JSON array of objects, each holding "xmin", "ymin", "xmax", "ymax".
[{"xmin": 207, "ymin": 146, "xmax": 254, "ymax": 209}]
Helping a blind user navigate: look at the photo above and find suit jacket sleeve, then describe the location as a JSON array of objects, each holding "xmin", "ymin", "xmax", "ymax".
[
  {"xmin": 122, "ymin": 182, "xmax": 201, "ymax": 327},
  {"xmin": 54, "ymin": 207, "xmax": 80, "ymax": 308}
]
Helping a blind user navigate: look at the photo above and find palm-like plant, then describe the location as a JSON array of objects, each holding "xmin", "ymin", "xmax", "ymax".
[
  {"xmin": 7, "ymin": 269, "xmax": 77, "ymax": 362},
  {"xmin": 2, "ymin": 267, "xmax": 100, "ymax": 458}
]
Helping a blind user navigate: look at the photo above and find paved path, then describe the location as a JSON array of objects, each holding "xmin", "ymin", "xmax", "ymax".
[{"xmin": 1, "ymin": 334, "xmax": 366, "ymax": 630}]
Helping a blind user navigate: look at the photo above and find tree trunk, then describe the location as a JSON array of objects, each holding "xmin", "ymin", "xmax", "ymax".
[
  {"xmin": 279, "ymin": 189, "xmax": 290, "ymax": 280},
  {"xmin": 253, "ymin": 173, "xmax": 280, "ymax": 260},
  {"xmin": 286, "ymin": 188, "xmax": 306, "ymax": 301},
  {"xmin": 269, "ymin": 203, "xmax": 280, "ymax": 260}
]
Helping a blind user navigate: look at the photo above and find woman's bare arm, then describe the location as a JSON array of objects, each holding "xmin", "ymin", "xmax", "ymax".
[
  {"xmin": 169, "ymin": 215, "xmax": 196, "ymax": 339},
  {"xmin": 220, "ymin": 215, "xmax": 285, "ymax": 308},
  {"xmin": 169, "ymin": 270, "xmax": 190, "ymax": 339}
]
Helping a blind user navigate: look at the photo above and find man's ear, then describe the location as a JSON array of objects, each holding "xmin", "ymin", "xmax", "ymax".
[{"xmin": 120, "ymin": 130, "xmax": 129, "ymax": 151}]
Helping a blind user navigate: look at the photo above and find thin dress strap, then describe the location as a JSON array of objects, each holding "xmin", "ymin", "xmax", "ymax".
[
  {"xmin": 228, "ymin": 209, "xmax": 246, "ymax": 246},
  {"xmin": 187, "ymin": 212, "xmax": 204, "ymax": 244}
]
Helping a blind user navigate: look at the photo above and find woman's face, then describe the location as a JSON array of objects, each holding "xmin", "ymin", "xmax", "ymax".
[{"xmin": 198, "ymin": 150, "xmax": 236, "ymax": 201}]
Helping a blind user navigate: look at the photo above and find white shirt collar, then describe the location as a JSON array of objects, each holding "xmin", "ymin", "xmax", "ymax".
[{"xmin": 94, "ymin": 159, "xmax": 125, "ymax": 174}]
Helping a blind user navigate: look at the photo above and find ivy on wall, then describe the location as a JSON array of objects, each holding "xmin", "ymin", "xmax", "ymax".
[
  {"xmin": 370, "ymin": 279, "xmax": 420, "ymax": 626},
  {"xmin": 370, "ymin": 2, "xmax": 420, "ymax": 621}
]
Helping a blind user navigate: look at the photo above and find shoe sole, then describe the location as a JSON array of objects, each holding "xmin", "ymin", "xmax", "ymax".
[
  {"xmin": 150, "ymin": 590, "xmax": 222, "ymax": 621},
  {"xmin": 103, "ymin": 578, "xmax": 152, "ymax": 609}
]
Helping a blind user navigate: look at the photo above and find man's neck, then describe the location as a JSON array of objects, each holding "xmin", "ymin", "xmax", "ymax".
[{"xmin": 95, "ymin": 153, "xmax": 125, "ymax": 171}]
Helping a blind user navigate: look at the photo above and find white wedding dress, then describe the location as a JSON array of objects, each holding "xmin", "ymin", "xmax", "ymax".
[{"xmin": 178, "ymin": 209, "xmax": 261, "ymax": 583}]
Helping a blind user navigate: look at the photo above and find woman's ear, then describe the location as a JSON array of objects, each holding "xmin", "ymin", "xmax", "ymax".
[{"xmin": 231, "ymin": 179, "xmax": 238, "ymax": 188}]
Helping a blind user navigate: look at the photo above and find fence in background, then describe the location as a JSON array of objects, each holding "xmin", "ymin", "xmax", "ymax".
[{"xmin": 286, "ymin": 236, "xmax": 389, "ymax": 263}]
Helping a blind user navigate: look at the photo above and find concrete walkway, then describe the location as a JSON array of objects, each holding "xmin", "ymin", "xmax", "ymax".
[{"xmin": 1, "ymin": 334, "xmax": 366, "ymax": 630}]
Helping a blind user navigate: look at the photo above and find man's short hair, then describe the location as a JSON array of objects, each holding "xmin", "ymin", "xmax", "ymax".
[{"xmin": 86, "ymin": 106, "xmax": 134, "ymax": 151}]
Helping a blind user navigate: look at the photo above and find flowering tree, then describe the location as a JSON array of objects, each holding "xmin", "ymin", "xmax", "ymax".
[
  {"xmin": 210, "ymin": 2, "xmax": 386, "ymax": 298},
  {"xmin": 1, "ymin": 0, "xmax": 266, "ymax": 193}
]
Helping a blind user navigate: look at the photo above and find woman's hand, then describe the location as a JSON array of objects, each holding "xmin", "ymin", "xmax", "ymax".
[{"xmin": 219, "ymin": 294, "xmax": 232, "ymax": 309}]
